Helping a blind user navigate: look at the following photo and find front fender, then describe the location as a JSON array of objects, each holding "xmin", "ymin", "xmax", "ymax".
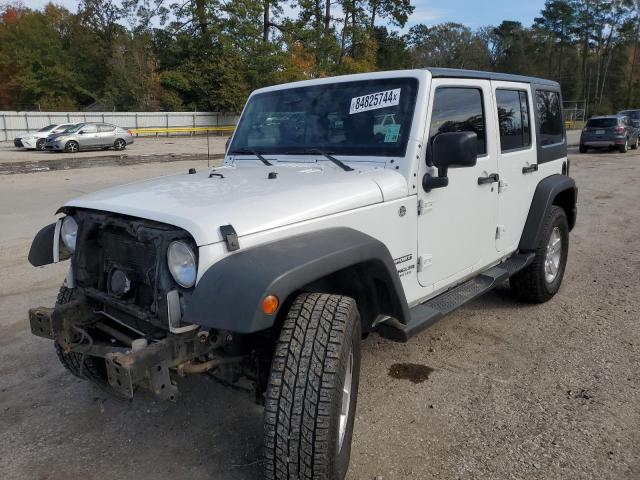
[
  {"xmin": 28, "ymin": 222, "xmax": 57, "ymax": 267},
  {"xmin": 181, "ymin": 227, "xmax": 410, "ymax": 333}
]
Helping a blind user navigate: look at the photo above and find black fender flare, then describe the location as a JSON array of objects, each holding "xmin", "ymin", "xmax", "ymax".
[
  {"xmin": 28, "ymin": 222, "xmax": 57, "ymax": 267},
  {"xmin": 181, "ymin": 227, "xmax": 410, "ymax": 333},
  {"xmin": 519, "ymin": 174, "xmax": 577, "ymax": 251}
]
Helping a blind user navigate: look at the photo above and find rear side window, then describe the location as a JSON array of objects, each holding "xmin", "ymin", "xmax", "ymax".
[
  {"xmin": 81, "ymin": 124, "xmax": 98, "ymax": 133},
  {"xmin": 98, "ymin": 124, "xmax": 116, "ymax": 132},
  {"xmin": 535, "ymin": 90, "xmax": 563, "ymax": 146},
  {"xmin": 586, "ymin": 118, "xmax": 618, "ymax": 128},
  {"xmin": 428, "ymin": 87, "xmax": 486, "ymax": 155},
  {"xmin": 496, "ymin": 89, "xmax": 531, "ymax": 151}
]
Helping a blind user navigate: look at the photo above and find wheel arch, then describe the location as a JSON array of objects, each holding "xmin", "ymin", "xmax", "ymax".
[
  {"xmin": 519, "ymin": 174, "xmax": 577, "ymax": 252},
  {"xmin": 181, "ymin": 227, "xmax": 410, "ymax": 334}
]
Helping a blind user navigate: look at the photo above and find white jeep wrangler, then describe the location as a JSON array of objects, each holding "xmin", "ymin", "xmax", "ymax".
[{"xmin": 28, "ymin": 68, "xmax": 577, "ymax": 480}]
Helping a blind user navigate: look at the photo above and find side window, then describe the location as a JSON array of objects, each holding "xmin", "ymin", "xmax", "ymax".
[
  {"xmin": 535, "ymin": 90, "xmax": 563, "ymax": 146},
  {"xmin": 496, "ymin": 89, "xmax": 531, "ymax": 152},
  {"xmin": 98, "ymin": 123, "xmax": 115, "ymax": 132},
  {"xmin": 81, "ymin": 124, "xmax": 97, "ymax": 133},
  {"xmin": 428, "ymin": 87, "xmax": 486, "ymax": 156}
]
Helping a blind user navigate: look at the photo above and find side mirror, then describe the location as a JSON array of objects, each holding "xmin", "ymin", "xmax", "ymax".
[
  {"xmin": 423, "ymin": 131, "xmax": 478, "ymax": 191},
  {"xmin": 78, "ymin": 130, "xmax": 85, "ymax": 135}
]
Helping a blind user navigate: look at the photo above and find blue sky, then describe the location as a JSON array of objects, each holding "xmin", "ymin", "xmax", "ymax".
[{"xmin": 27, "ymin": 0, "xmax": 547, "ymax": 29}]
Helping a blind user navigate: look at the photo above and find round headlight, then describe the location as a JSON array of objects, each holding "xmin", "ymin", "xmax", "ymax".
[
  {"xmin": 167, "ymin": 240, "xmax": 197, "ymax": 288},
  {"xmin": 60, "ymin": 216, "xmax": 78, "ymax": 252}
]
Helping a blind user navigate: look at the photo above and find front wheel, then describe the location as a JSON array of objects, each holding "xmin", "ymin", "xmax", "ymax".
[
  {"xmin": 36, "ymin": 138, "xmax": 46, "ymax": 151},
  {"xmin": 53, "ymin": 286, "xmax": 109, "ymax": 385},
  {"xmin": 64, "ymin": 140, "xmax": 79, "ymax": 153},
  {"xmin": 510, "ymin": 206, "xmax": 569, "ymax": 303},
  {"xmin": 263, "ymin": 293, "xmax": 361, "ymax": 480}
]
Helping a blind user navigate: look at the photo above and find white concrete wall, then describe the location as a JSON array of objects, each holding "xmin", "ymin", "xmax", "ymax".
[{"xmin": 0, "ymin": 111, "xmax": 239, "ymax": 141}]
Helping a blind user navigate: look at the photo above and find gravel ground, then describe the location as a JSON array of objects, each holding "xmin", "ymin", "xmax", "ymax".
[
  {"xmin": 0, "ymin": 135, "xmax": 228, "ymax": 164},
  {"xmin": 0, "ymin": 146, "xmax": 638, "ymax": 480}
]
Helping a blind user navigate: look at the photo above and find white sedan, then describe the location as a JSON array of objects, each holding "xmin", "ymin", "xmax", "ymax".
[{"xmin": 14, "ymin": 123, "xmax": 76, "ymax": 150}]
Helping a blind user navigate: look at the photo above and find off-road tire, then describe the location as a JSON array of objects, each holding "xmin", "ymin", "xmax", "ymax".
[
  {"xmin": 510, "ymin": 206, "xmax": 569, "ymax": 303},
  {"xmin": 53, "ymin": 286, "xmax": 108, "ymax": 386},
  {"xmin": 579, "ymin": 144, "xmax": 588, "ymax": 153},
  {"xmin": 263, "ymin": 293, "xmax": 361, "ymax": 480}
]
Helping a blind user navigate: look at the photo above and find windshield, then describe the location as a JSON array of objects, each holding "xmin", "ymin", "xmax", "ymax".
[
  {"xmin": 37, "ymin": 124, "xmax": 57, "ymax": 132},
  {"xmin": 229, "ymin": 78, "xmax": 419, "ymax": 157},
  {"xmin": 620, "ymin": 110, "xmax": 640, "ymax": 120},
  {"xmin": 587, "ymin": 118, "xmax": 617, "ymax": 128}
]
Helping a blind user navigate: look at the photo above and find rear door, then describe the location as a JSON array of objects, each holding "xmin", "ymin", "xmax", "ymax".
[
  {"xmin": 98, "ymin": 123, "xmax": 117, "ymax": 146},
  {"xmin": 492, "ymin": 81, "xmax": 538, "ymax": 253},
  {"xmin": 417, "ymin": 79, "xmax": 500, "ymax": 292}
]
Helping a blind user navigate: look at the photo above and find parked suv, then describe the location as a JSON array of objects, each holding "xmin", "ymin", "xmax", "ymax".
[
  {"xmin": 44, "ymin": 122, "xmax": 134, "ymax": 152},
  {"xmin": 28, "ymin": 69, "xmax": 576, "ymax": 480},
  {"xmin": 14, "ymin": 123, "xmax": 76, "ymax": 150},
  {"xmin": 618, "ymin": 109, "xmax": 640, "ymax": 127},
  {"xmin": 579, "ymin": 115, "xmax": 639, "ymax": 153}
]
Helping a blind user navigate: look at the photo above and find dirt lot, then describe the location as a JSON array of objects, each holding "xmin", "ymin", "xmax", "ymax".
[
  {"xmin": 0, "ymin": 135, "xmax": 228, "ymax": 167},
  {"xmin": 0, "ymin": 146, "xmax": 638, "ymax": 480}
]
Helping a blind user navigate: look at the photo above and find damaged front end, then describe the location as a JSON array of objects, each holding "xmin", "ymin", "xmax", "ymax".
[{"xmin": 28, "ymin": 209, "xmax": 265, "ymax": 402}]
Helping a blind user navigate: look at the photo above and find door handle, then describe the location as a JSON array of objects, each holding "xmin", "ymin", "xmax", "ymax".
[
  {"xmin": 477, "ymin": 173, "xmax": 499, "ymax": 185},
  {"xmin": 522, "ymin": 164, "xmax": 538, "ymax": 174}
]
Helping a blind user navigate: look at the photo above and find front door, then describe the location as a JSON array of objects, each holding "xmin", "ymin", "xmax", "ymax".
[
  {"xmin": 417, "ymin": 79, "xmax": 500, "ymax": 293},
  {"xmin": 77, "ymin": 123, "xmax": 100, "ymax": 148}
]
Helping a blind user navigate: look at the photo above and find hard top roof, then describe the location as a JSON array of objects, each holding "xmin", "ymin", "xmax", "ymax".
[{"xmin": 425, "ymin": 68, "xmax": 560, "ymax": 87}]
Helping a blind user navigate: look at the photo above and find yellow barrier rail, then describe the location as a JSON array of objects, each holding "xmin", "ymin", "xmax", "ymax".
[{"xmin": 130, "ymin": 125, "xmax": 235, "ymax": 135}]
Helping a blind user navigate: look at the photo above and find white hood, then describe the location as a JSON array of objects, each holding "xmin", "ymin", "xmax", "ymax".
[{"xmin": 64, "ymin": 163, "xmax": 408, "ymax": 246}]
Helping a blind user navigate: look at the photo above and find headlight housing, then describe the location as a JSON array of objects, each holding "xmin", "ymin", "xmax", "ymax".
[
  {"xmin": 60, "ymin": 216, "xmax": 78, "ymax": 252},
  {"xmin": 167, "ymin": 240, "xmax": 197, "ymax": 288}
]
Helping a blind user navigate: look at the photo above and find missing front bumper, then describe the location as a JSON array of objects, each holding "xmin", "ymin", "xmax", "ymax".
[{"xmin": 28, "ymin": 301, "xmax": 232, "ymax": 402}]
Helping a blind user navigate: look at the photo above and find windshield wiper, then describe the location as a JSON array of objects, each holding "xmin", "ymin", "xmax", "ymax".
[
  {"xmin": 285, "ymin": 148, "xmax": 353, "ymax": 172},
  {"xmin": 230, "ymin": 148, "xmax": 273, "ymax": 166}
]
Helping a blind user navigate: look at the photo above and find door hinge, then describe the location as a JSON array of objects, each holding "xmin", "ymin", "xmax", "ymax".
[
  {"xmin": 495, "ymin": 225, "xmax": 506, "ymax": 239},
  {"xmin": 417, "ymin": 255, "xmax": 432, "ymax": 272},
  {"xmin": 417, "ymin": 199, "xmax": 432, "ymax": 215},
  {"xmin": 498, "ymin": 180, "xmax": 508, "ymax": 193}
]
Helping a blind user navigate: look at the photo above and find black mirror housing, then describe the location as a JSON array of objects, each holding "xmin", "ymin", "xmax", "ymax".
[
  {"xmin": 432, "ymin": 131, "xmax": 478, "ymax": 169},
  {"xmin": 423, "ymin": 131, "xmax": 478, "ymax": 192}
]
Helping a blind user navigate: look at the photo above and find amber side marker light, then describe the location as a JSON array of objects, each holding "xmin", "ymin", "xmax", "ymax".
[{"xmin": 262, "ymin": 295, "xmax": 279, "ymax": 315}]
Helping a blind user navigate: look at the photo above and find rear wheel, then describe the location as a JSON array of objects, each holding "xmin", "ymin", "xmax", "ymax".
[
  {"xmin": 619, "ymin": 138, "xmax": 629, "ymax": 153},
  {"xmin": 263, "ymin": 293, "xmax": 361, "ymax": 480},
  {"xmin": 53, "ymin": 286, "xmax": 109, "ymax": 386},
  {"xmin": 64, "ymin": 140, "xmax": 79, "ymax": 153},
  {"xmin": 510, "ymin": 206, "xmax": 569, "ymax": 303},
  {"xmin": 579, "ymin": 143, "xmax": 588, "ymax": 153},
  {"xmin": 631, "ymin": 136, "xmax": 639, "ymax": 150},
  {"xmin": 114, "ymin": 138, "xmax": 126, "ymax": 151}
]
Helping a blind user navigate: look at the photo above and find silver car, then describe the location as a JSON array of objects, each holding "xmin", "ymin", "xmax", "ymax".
[{"xmin": 44, "ymin": 122, "xmax": 134, "ymax": 153}]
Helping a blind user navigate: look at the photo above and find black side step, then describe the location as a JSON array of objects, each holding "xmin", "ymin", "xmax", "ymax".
[{"xmin": 378, "ymin": 253, "xmax": 535, "ymax": 342}]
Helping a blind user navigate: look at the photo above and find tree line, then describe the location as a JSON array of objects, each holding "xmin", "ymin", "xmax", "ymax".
[{"xmin": 1, "ymin": 0, "xmax": 639, "ymax": 117}]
